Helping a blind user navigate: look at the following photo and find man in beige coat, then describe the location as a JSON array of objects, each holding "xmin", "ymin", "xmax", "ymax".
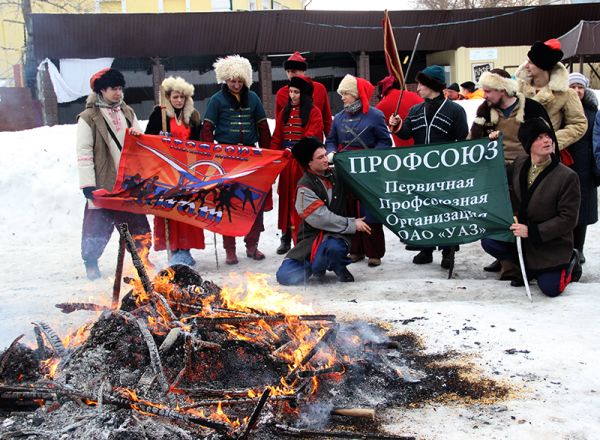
[
  {"xmin": 76, "ymin": 68, "xmax": 150, "ymax": 280},
  {"xmin": 516, "ymin": 39, "xmax": 587, "ymax": 154}
]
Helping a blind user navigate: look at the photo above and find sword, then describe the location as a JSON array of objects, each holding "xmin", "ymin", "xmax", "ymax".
[
  {"xmin": 340, "ymin": 126, "xmax": 369, "ymax": 152},
  {"xmin": 394, "ymin": 32, "xmax": 421, "ymax": 115},
  {"xmin": 514, "ymin": 216, "xmax": 532, "ymax": 302}
]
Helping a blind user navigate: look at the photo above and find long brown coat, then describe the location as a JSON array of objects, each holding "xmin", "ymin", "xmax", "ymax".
[
  {"xmin": 512, "ymin": 154, "xmax": 580, "ymax": 271},
  {"xmin": 516, "ymin": 62, "xmax": 587, "ymax": 150},
  {"xmin": 77, "ymin": 94, "xmax": 137, "ymax": 191}
]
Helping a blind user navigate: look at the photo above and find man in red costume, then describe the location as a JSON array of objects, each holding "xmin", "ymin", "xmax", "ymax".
[
  {"xmin": 275, "ymin": 52, "xmax": 332, "ymax": 139},
  {"xmin": 375, "ymin": 75, "xmax": 423, "ymax": 147}
]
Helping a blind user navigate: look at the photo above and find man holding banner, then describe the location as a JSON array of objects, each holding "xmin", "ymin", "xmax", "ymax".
[
  {"xmin": 202, "ymin": 55, "xmax": 272, "ymax": 265},
  {"xmin": 76, "ymin": 68, "xmax": 151, "ymax": 280},
  {"xmin": 277, "ymin": 137, "xmax": 370, "ymax": 285},
  {"xmin": 389, "ymin": 65, "xmax": 468, "ymax": 269}
]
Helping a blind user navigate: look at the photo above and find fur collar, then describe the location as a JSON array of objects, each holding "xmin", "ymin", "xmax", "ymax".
[
  {"xmin": 473, "ymin": 92, "xmax": 527, "ymax": 126},
  {"xmin": 516, "ymin": 61, "xmax": 569, "ymax": 106},
  {"xmin": 164, "ymin": 96, "xmax": 195, "ymax": 125}
]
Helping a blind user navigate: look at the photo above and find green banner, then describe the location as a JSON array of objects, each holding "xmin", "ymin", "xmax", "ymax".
[{"xmin": 333, "ymin": 136, "xmax": 514, "ymax": 246}]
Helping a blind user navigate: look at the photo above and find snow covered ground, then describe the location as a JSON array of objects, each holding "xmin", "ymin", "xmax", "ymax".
[{"xmin": 1, "ymin": 123, "xmax": 599, "ymax": 439}]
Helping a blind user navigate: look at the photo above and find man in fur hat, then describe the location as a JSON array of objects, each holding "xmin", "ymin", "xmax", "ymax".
[
  {"xmin": 276, "ymin": 137, "xmax": 371, "ymax": 285},
  {"xmin": 201, "ymin": 55, "xmax": 272, "ymax": 265},
  {"xmin": 389, "ymin": 65, "xmax": 468, "ymax": 269},
  {"xmin": 275, "ymin": 52, "xmax": 332, "ymax": 139},
  {"xmin": 76, "ymin": 68, "xmax": 151, "ymax": 280},
  {"xmin": 516, "ymin": 39, "xmax": 587, "ymax": 154},
  {"xmin": 469, "ymin": 68, "xmax": 551, "ymax": 275}
]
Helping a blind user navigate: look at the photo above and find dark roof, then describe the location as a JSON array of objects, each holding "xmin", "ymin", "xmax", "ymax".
[
  {"xmin": 32, "ymin": 4, "xmax": 600, "ymax": 60},
  {"xmin": 558, "ymin": 20, "xmax": 600, "ymax": 59}
]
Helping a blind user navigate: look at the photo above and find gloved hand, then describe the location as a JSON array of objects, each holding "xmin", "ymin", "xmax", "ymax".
[{"xmin": 82, "ymin": 186, "xmax": 97, "ymax": 200}]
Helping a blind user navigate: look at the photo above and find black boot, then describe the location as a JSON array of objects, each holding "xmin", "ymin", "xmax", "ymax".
[
  {"xmin": 412, "ymin": 250, "xmax": 433, "ymax": 265},
  {"xmin": 441, "ymin": 249, "xmax": 455, "ymax": 270},
  {"xmin": 568, "ymin": 250, "xmax": 582, "ymax": 282},
  {"xmin": 276, "ymin": 230, "xmax": 292, "ymax": 255},
  {"xmin": 483, "ymin": 259, "xmax": 502, "ymax": 272},
  {"xmin": 335, "ymin": 266, "xmax": 355, "ymax": 282}
]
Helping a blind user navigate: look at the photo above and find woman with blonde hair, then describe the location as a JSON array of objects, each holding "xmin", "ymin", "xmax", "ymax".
[{"xmin": 145, "ymin": 76, "xmax": 204, "ymax": 266}]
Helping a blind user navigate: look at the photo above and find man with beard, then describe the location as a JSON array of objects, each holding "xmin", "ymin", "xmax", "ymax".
[
  {"xmin": 389, "ymin": 65, "xmax": 468, "ymax": 269},
  {"xmin": 469, "ymin": 68, "xmax": 551, "ymax": 276}
]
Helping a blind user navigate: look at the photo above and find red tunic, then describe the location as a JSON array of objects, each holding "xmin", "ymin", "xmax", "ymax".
[
  {"xmin": 375, "ymin": 89, "xmax": 423, "ymax": 147},
  {"xmin": 153, "ymin": 117, "xmax": 205, "ymax": 251},
  {"xmin": 272, "ymin": 105, "xmax": 323, "ymax": 237},
  {"xmin": 276, "ymin": 80, "xmax": 332, "ymax": 138}
]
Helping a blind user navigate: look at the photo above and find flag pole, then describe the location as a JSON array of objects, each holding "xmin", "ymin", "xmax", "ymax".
[
  {"xmin": 513, "ymin": 216, "xmax": 532, "ymax": 302},
  {"xmin": 159, "ymin": 85, "xmax": 173, "ymax": 263},
  {"xmin": 394, "ymin": 32, "xmax": 421, "ymax": 115}
]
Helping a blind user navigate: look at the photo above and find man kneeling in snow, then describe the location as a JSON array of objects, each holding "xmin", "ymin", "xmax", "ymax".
[{"xmin": 276, "ymin": 137, "xmax": 371, "ymax": 285}]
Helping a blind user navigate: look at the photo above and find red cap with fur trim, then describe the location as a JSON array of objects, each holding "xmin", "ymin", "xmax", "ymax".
[{"xmin": 89, "ymin": 68, "xmax": 110, "ymax": 90}]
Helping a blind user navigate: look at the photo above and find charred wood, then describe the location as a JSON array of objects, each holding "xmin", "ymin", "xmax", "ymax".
[
  {"xmin": 179, "ymin": 394, "xmax": 294, "ymax": 410},
  {"xmin": 296, "ymin": 363, "xmax": 345, "ymax": 378},
  {"xmin": 0, "ymin": 334, "xmax": 24, "ymax": 377},
  {"xmin": 55, "ymin": 303, "xmax": 110, "ymax": 314},
  {"xmin": 238, "ymin": 388, "xmax": 271, "ymax": 440},
  {"xmin": 275, "ymin": 424, "xmax": 416, "ymax": 439},
  {"xmin": 31, "ymin": 322, "xmax": 66, "ymax": 358},
  {"xmin": 285, "ymin": 324, "xmax": 338, "ymax": 382},
  {"xmin": 112, "ymin": 235, "xmax": 127, "ymax": 309},
  {"xmin": 117, "ymin": 223, "xmax": 153, "ymax": 295}
]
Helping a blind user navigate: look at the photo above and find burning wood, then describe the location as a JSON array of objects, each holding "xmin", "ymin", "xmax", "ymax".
[{"xmin": 0, "ymin": 224, "xmax": 512, "ymax": 439}]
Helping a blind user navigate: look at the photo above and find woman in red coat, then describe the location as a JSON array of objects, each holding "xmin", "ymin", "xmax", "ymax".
[
  {"xmin": 145, "ymin": 76, "xmax": 205, "ymax": 266},
  {"xmin": 271, "ymin": 75, "xmax": 323, "ymax": 254}
]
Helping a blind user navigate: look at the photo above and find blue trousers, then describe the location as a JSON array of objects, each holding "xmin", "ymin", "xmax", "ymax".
[
  {"xmin": 481, "ymin": 238, "xmax": 572, "ymax": 297},
  {"xmin": 276, "ymin": 237, "xmax": 350, "ymax": 285}
]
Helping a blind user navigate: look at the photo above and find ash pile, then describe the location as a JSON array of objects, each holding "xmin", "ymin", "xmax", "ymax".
[{"xmin": 0, "ymin": 226, "xmax": 509, "ymax": 440}]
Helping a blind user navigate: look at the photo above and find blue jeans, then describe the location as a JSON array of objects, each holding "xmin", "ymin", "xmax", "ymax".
[{"xmin": 276, "ymin": 237, "xmax": 350, "ymax": 285}]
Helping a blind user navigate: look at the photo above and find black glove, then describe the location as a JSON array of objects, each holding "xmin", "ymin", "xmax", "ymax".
[{"xmin": 82, "ymin": 186, "xmax": 97, "ymax": 200}]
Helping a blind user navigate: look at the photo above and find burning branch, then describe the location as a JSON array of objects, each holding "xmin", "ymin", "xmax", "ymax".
[
  {"xmin": 31, "ymin": 322, "xmax": 66, "ymax": 358},
  {"xmin": 117, "ymin": 223, "xmax": 153, "ymax": 295},
  {"xmin": 275, "ymin": 424, "xmax": 416, "ymax": 439},
  {"xmin": 55, "ymin": 303, "xmax": 110, "ymax": 314},
  {"xmin": 0, "ymin": 334, "xmax": 24, "ymax": 377},
  {"xmin": 286, "ymin": 324, "xmax": 339, "ymax": 382},
  {"xmin": 238, "ymin": 388, "xmax": 271, "ymax": 439}
]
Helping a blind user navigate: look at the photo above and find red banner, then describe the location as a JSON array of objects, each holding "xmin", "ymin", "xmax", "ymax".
[
  {"xmin": 93, "ymin": 132, "xmax": 290, "ymax": 237},
  {"xmin": 383, "ymin": 10, "xmax": 406, "ymax": 90}
]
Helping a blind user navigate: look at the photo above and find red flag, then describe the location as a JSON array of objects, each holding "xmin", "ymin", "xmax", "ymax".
[
  {"xmin": 383, "ymin": 10, "xmax": 406, "ymax": 90},
  {"xmin": 93, "ymin": 131, "xmax": 290, "ymax": 237}
]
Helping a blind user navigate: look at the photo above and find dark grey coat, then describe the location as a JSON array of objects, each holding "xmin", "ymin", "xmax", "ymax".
[{"xmin": 566, "ymin": 89, "xmax": 598, "ymax": 226}]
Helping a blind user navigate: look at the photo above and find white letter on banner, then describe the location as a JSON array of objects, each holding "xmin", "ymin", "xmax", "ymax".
[
  {"xmin": 398, "ymin": 229, "xmax": 408, "ymax": 240},
  {"xmin": 387, "ymin": 214, "xmax": 399, "ymax": 226},
  {"xmin": 383, "ymin": 154, "xmax": 402, "ymax": 172},
  {"xmin": 385, "ymin": 181, "xmax": 397, "ymax": 194},
  {"xmin": 424, "ymin": 150, "xmax": 440, "ymax": 169},
  {"xmin": 461, "ymin": 144, "xmax": 484, "ymax": 164},
  {"xmin": 466, "ymin": 178, "xmax": 475, "ymax": 187},
  {"xmin": 441, "ymin": 148, "xmax": 460, "ymax": 167},
  {"xmin": 422, "ymin": 230, "xmax": 434, "ymax": 239},
  {"xmin": 404, "ymin": 152, "xmax": 422, "ymax": 171},
  {"xmin": 379, "ymin": 198, "xmax": 391, "ymax": 209},
  {"xmin": 484, "ymin": 140, "xmax": 499, "ymax": 160},
  {"xmin": 392, "ymin": 201, "xmax": 401, "ymax": 213},
  {"xmin": 368, "ymin": 155, "xmax": 383, "ymax": 173},
  {"xmin": 349, "ymin": 157, "xmax": 366, "ymax": 174}
]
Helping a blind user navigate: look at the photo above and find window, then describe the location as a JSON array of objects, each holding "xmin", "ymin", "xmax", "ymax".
[{"xmin": 212, "ymin": 0, "xmax": 231, "ymax": 11}]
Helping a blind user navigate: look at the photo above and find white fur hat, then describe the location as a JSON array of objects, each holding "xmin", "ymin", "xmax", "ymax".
[
  {"xmin": 337, "ymin": 74, "xmax": 359, "ymax": 98},
  {"xmin": 161, "ymin": 76, "xmax": 194, "ymax": 97},
  {"xmin": 478, "ymin": 71, "xmax": 517, "ymax": 97},
  {"xmin": 213, "ymin": 55, "xmax": 253, "ymax": 87}
]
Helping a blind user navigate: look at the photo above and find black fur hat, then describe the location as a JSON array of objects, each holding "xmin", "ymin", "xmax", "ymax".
[
  {"xmin": 517, "ymin": 117, "xmax": 557, "ymax": 154},
  {"xmin": 90, "ymin": 68, "xmax": 126, "ymax": 93},
  {"xmin": 291, "ymin": 137, "xmax": 324, "ymax": 168},
  {"xmin": 527, "ymin": 39, "xmax": 564, "ymax": 71},
  {"xmin": 289, "ymin": 75, "xmax": 314, "ymax": 96}
]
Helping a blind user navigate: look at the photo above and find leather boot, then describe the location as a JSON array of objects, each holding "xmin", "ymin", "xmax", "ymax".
[
  {"xmin": 223, "ymin": 236, "xmax": 238, "ymax": 265},
  {"xmin": 246, "ymin": 244, "xmax": 266, "ymax": 261},
  {"xmin": 483, "ymin": 259, "xmax": 502, "ymax": 272},
  {"xmin": 499, "ymin": 260, "xmax": 520, "ymax": 281},
  {"xmin": 276, "ymin": 230, "xmax": 291, "ymax": 255},
  {"xmin": 412, "ymin": 250, "xmax": 433, "ymax": 264}
]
